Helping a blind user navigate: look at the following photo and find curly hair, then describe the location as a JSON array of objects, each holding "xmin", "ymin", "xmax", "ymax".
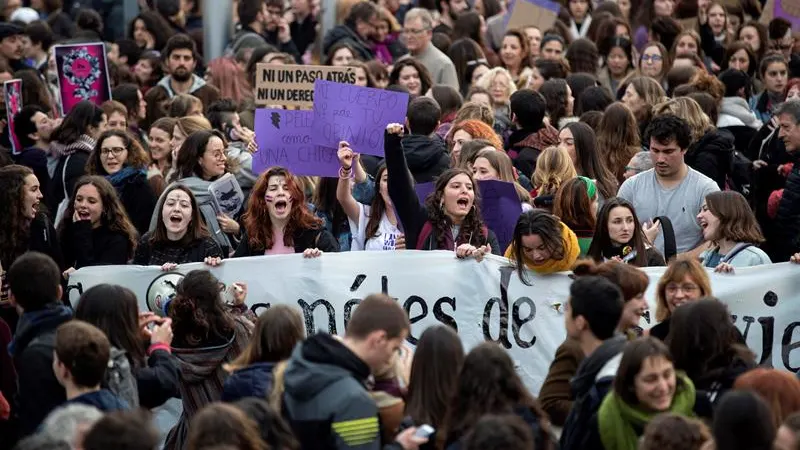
[
  {"xmin": 169, "ymin": 270, "xmax": 235, "ymax": 348},
  {"xmin": 448, "ymin": 119, "xmax": 504, "ymax": 153},
  {"xmin": 0, "ymin": 165, "xmax": 36, "ymax": 268},
  {"xmin": 86, "ymin": 130, "xmax": 151, "ymax": 175},
  {"xmin": 242, "ymin": 167, "xmax": 323, "ymax": 252},
  {"xmin": 533, "ymin": 146, "xmax": 577, "ymax": 196},
  {"xmin": 424, "ymin": 168, "xmax": 488, "ymax": 249},
  {"xmin": 540, "ymin": 78, "xmax": 571, "ymax": 128},
  {"xmin": 443, "ymin": 343, "xmax": 551, "ymax": 448},
  {"xmin": 57, "ymin": 176, "xmax": 138, "ymax": 259},
  {"xmin": 640, "ymin": 413, "xmax": 711, "ymax": 450}
]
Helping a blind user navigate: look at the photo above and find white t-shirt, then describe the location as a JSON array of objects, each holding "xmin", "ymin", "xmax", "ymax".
[{"xmin": 349, "ymin": 204, "xmax": 402, "ymax": 251}]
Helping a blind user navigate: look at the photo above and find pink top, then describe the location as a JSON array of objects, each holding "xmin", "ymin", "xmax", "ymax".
[{"xmin": 264, "ymin": 228, "xmax": 295, "ymax": 255}]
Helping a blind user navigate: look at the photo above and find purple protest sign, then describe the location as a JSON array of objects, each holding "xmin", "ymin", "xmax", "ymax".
[
  {"xmin": 774, "ymin": 0, "xmax": 800, "ymax": 30},
  {"xmin": 415, "ymin": 182, "xmax": 435, "ymax": 205},
  {"xmin": 54, "ymin": 43, "xmax": 111, "ymax": 115},
  {"xmin": 253, "ymin": 108, "xmax": 340, "ymax": 176},
  {"xmin": 311, "ymin": 80, "xmax": 409, "ymax": 157},
  {"xmin": 4, "ymin": 79, "xmax": 22, "ymax": 155},
  {"xmin": 478, "ymin": 179, "xmax": 523, "ymax": 252}
]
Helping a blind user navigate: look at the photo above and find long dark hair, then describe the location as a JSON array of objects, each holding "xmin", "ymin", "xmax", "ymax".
[
  {"xmin": 74, "ymin": 284, "xmax": 148, "ymax": 368},
  {"xmin": 405, "ymin": 325, "xmax": 464, "ymax": 430},
  {"xmin": 424, "ymin": 168, "xmax": 487, "ymax": 249},
  {"xmin": 175, "ymin": 130, "xmax": 227, "ymax": 180},
  {"xmin": 365, "ymin": 165, "xmax": 390, "ymax": 240},
  {"xmin": 511, "ymin": 210, "xmax": 566, "ymax": 284},
  {"xmin": 0, "ymin": 165, "xmax": 36, "ymax": 268},
  {"xmin": 588, "ymin": 197, "xmax": 650, "ymax": 267},
  {"xmin": 313, "ymin": 177, "xmax": 349, "ymax": 239},
  {"xmin": 553, "ymin": 177, "xmax": 596, "ymax": 232},
  {"xmin": 86, "ymin": 129, "xmax": 151, "ymax": 175},
  {"xmin": 540, "ymin": 78, "xmax": 570, "ymax": 128},
  {"xmin": 151, "ymin": 184, "xmax": 210, "ymax": 245},
  {"xmin": 14, "ymin": 69, "xmax": 54, "ymax": 114},
  {"xmin": 562, "ymin": 122, "xmax": 618, "ymax": 198},
  {"xmin": 226, "ymin": 305, "xmax": 305, "ymax": 372},
  {"xmin": 389, "ymin": 59, "xmax": 433, "ymax": 96},
  {"xmin": 443, "ymin": 343, "xmax": 551, "ymax": 448},
  {"xmin": 50, "ymin": 101, "xmax": 105, "ymax": 145},
  {"xmin": 169, "ymin": 270, "xmax": 235, "ymax": 348}
]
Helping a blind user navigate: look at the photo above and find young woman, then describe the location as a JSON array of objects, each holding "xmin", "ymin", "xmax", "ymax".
[
  {"xmin": 558, "ymin": 122, "xmax": 618, "ymax": 201},
  {"xmin": 169, "ymin": 116, "xmax": 212, "ymax": 168},
  {"xmin": 721, "ymin": 41, "xmax": 758, "ymax": 80},
  {"xmin": 222, "ymin": 305, "xmax": 305, "ymax": 403},
  {"xmin": 147, "ymin": 117, "xmax": 177, "ymax": 197},
  {"xmin": 311, "ymin": 178, "xmax": 352, "ymax": 251},
  {"xmin": 324, "ymin": 42, "xmax": 358, "ymax": 66},
  {"xmin": 385, "ymin": 123, "xmax": 499, "ymax": 258},
  {"xmin": 474, "ymin": 67, "xmax": 517, "ymax": 124},
  {"xmin": 598, "ymin": 36, "xmax": 635, "ymax": 97},
  {"xmin": 621, "ymin": 76, "xmax": 667, "ymax": 140},
  {"xmin": 697, "ymin": 191, "xmax": 771, "ymax": 271},
  {"xmin": 234, "ymin": 167, "xmax": 339, "ymax": 257},
  {"xmin": 469, "ymin": 149, "xmax": 533, "ymax": 211},
  {"xmin": 206, "ymin": 57, "xmax": 250, "ymax": 107},
  {"xmin": 168, "ymin": 94, "xmax": 204, "ymax": 119},
  {"xmin": 74, "ymin": 284, "xmax": 180, "ymax": 409},
  {"xmin": 566, "ymin": 0, "xmax": 592, "ymax": 40},
  {"xmin": 529, "ymin": 58, "xmax": 570, "ymax": 92},
  {"xmin": 444, "ymin": 343, "xmax": 552, "ymax": 449},
  {"xmin": 447, "ymin": 119, "xmax": 504, "ymax": 168},
  {"xmin": 373, "ymin": 6, "xmax": 405, "ymax": 66},
  {"xmin": 447, "ymin": 38, "xmax": 488, "ymax": 97},
  {"xmin": 540, "ymin": 34, "xmax": 566, "ymax": 60},
  {"xmin": 669, "ymin": 299, "xmax": 756, "ymax": 419},
  {"xmin": 539, "ymin": 259, "xmax": 650, "ymax": 426},
  {"xmin": 128, "ymin": 11, "xmax": 174, "ymax": 51},
  {"xmin": 47, "ymin": 101, "xmax": 107, "ymax": 218},
  {"xmin": 348, "ymin": 60, "xmax": 377, "ymax": 88},
  {"xmin": 151, "ymin": 130, "xmax": 240, "ymax": 255},
  {"xmin": 698, "ymin": 1, "xmax": 730, "ymax": 67},
  {"xmin": 585, "ymin": 337, "xmax": 697, "ymax": 449},
  {"xmin": 186, "ymin": 403, "xmax": 266, "ymax": 450},
  {"xmin": 640, "ymin": 42, "xmax": 671, "ymax": 88},
  {"xmin": 649, "ymin": 257, "xmax": 712, "ymax": 341},
  {"xmin": 737, "ymin": 20, "xmax": 768, "ymax": 62},
  {"xmin": 553, "ymin": 177, "xmax": 598, "ymax": 256},
  {"xmin": 633, "ymin": 0, "xmax": 676, "ymax": 51},
  {"xmin": 588, "ymin": 197, "xmax": 666, "ymax": 267},
  {"xmin": 523, "ymin": 25, "xmax": 543, "ymax": 58},
  {"xmin": 388, "ymin": 59, "xmax": 432, "ymax": 98},
  {"xmin": 405, "ymin": 326, "xmax": 464, "ymax": 450},
  {"xmin": 165, "ymin": 269, "xmax": 252, "ymax": 450},
  {"xmin": 59, "ymin": 176, "xmax": 138, "ymax": 276},
  {"xmin": 505, "ymin": 209, "xmax": 580, "ymax": 277},
  {"xmin": 336, "ymin": 146, "xmax": 403, "ymax": 251},
  {"xmin": 749, "ymin": 54, "xmax": 789, "ymax": 124},
  {"xmin": 111, "ymin": 83, "xmax": 148, "ymax": 145},
  {"xmin": 86, "ymin": 130, "xmax": 157, "ymax": 235},
  {"xmin": 499, "ymin": 29, "xmax": 533, "ymax": 87},
  {"xmin": 541, "ymin": 78, "xmax": 576, "ymax": 131},
  {"xmin": 133, "ymin": 185, "xmax": 224, "ymax": 268},
  {"xmin": 596, "ymin": 103, "xmax": 641, "ymax": 183},
  {"xmin": 134, "ymin": 50, "xmax": 164, "ymax": 94},
  {"xmin": 531, "ymin": 146, "xmax": 577, "ymax": 212}
]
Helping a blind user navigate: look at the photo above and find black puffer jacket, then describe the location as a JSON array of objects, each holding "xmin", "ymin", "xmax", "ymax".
[
  {"xmin": 402, "ymin": 135, "xmax": 450, "ymax": 183},
  {"xmin": 775, "ymin": 155, "xmax": 800, "ymax": 261},
  {"xmin": 322, "ymin": 25, "xmax": 375, "ymax": 61},
  {"xmin": 686, "ymin": 129, "xmax": 735, "ymax": 190}
]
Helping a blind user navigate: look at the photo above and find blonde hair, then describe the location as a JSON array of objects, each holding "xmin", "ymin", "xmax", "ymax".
[
  {"xmin": 655, "ymin": 257, "xmax": 712, "ymax": 322},
  {"xmin": 654, "ymin": 97, "xmax": 713, "ymax": 142},
  {"xmin": 474, "ymin": 67, "xmax": 517, "ymax": 106},
  {"xmin": 269, "ymin": 361, "xmax": 288, "ymax": 413},
  {"xmin": 175, "ymin": 115, "xmax": 212, "ymax": 137},
  {"xmin": 533, "ymin": 146, "xmax": 577, "ymax": 196}
]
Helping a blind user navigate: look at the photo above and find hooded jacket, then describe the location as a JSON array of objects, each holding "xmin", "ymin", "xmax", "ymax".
[
  {"xmin": 164, "ymin": 317, "xmax": 251, "ymax": 450},
  {"xmin": 506, "ymin": 125, "xmax": 559, "ymax": 178},
  {"xmin": 10, "ymin": 304, "xmax": 72, "ymax": 437},
  {"xmin": 322, "ymin": 25, "xmax": 375, "ymax": 62},
  {"xmin": 401, "ymin": 135, "xmax": 450, "ymax": 184},
  {"xmin": 149, "ymin": 74, "xmax": 220, "ymax": 111},
  {"xmin": 149, "ymin": 177, "xmax": 235, "ymax": 255},
  {"xmin": 685, "ymin": 128, "xmax": 735, "ymax": 191},
  {"xmin": 718, "ymin": 97, "xmax": 763, "ymax": 129},
  {"xmin": 68, "ymin": 389, "xmax": 129, "ymax": 412},
  {"xmin": 282, "ymin": 333, "xmax": 380, "ymax": 450},
  {"xmin": 221, "ymin": 361, "xmax": 277, "ymax": 403}
]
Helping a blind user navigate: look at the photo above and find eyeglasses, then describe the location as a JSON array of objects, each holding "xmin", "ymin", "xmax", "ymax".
[
  {"xmin": 208, "ymin": 150, "xmax": 226, "ymax": 160},
  {"xmin": 641, "ymin": 54, "xmax": 663, "ymax": 63},
  {"xmin": 624, "ymin": 166, "xmax": 642, "ymax": 173},
  {"xmin": 665, "ymin": 283, "xmax": 699, "ymax": 294},
  {"xmin": 100, "ymin": 147, "xmax": 126, "ymax": 157},
  {"xmin": 402, "ymin": 28, "xmax": 429, "ymax": 35}
]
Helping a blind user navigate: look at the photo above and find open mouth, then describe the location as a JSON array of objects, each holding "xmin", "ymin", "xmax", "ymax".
[
  {"xmin": 169, "ymin": 214, "xmax": 183, "ymax": 224},
  {"xmin": 77, "ymin": 210, "xmax": 91, "ymax": 220},
  {"xmin": 456, "ymin": 197, "xmax": 469, "ymax": 209},
  {"xmin": 274, "ymin": 200, "xmax": 288, "ymax": 214}
]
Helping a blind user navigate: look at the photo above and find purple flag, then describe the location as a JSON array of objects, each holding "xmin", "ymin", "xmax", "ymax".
[
  {"xmin": 478, "ymin": 179, "xmax": 523, "ymax": 251},
  {"xmin": 311, "ymin": 80, "xmax": 409, "ymax": 157},
  {"xmin": 54, "ymin": 43, "xmax": 111, "ymax": 115},
  {"xmin": 253, "ymin": 109, "xmax": 340, "ymax": 177},
  {"xmin": 4, "ymin": 79, "xmax": 22, "ymax": 155}
]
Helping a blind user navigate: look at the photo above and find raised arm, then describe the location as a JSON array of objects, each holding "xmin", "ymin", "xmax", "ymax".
[
  {"xmin": 336, "ymin": 142, "xmax": 363, "ymax": 224},
  {"xmin": 384, "ymin": 124, "xmax": 427, "ymax": 249}
]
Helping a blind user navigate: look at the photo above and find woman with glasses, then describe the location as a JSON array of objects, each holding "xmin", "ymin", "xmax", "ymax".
[
  {"xmin": 149, "ymin": 130, "xmax": 241, "ymax": 256},
  {"xmin": 86, "ymin": 130, "xmax": 157, "ymax": 235},
  {"xmin": 649, "ymin": 257, "xmax": 712, "ymax": 341},
  {"xmin": 639, "ymin": 42, "xmax": 671, "ymax": 89}
]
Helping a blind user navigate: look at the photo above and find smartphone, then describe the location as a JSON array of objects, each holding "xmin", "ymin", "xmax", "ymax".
[{"xmin": 415, "ymin": 425, "xmax": 435, "ymax": 439}]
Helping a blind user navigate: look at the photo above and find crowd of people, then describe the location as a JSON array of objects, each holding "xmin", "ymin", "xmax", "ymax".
[{"xmin": 0, "ymin": 0, "xmax": 798, "ymax": 449}]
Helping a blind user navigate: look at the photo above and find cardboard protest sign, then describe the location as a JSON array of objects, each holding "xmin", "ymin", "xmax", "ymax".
[
  {"xmin": 478, "ymin": 179, "xmax": 523, "ymax": 251},
  {"xmin": 311, "ymin": 80, "xmax": 409, "ymax": 157},
  {"xmin": 54, "ymin": 43, "xmax": 111, "ymax": 116},
  {"xmin": 4, "ymin": 79, "xmax": 23, "ymax": 155},
  {"xmin": 255, "ymin": 64, "xmax": 357, "ymax": 108},
  {"xmin": 253, "ymin": 108, "xmax": 340, "ymax": 176},
  {"xmin": 504, "ymin": 0, "xmax": 560, "ymax": 33}
]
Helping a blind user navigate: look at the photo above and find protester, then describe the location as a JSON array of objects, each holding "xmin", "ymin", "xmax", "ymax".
[
  {"xmin": 74, "ymin": 283, "xmax": 179, "ymax": 409},
  {"xmin": 531, "ymin": 146, "xmax": 577, "ymax": 211},
  {"xmin": 13, "ymin": 105, "xmax": 58, "ymax": 196},
  {"xmin": 186, "ymin": 402, "xmax": 267, "ymax": 450},
  {"xmin": 595, "ymin": 103, "xmax": 641, "ymax": 183},
  {"xmin": 402, "ymin": 8, "xmax": 459, "ymax": 90},
  {"xmin": 506, "ymin": 89, "xmax": 559, "ymax": 178},
  {"xmin": 146, "ymin": 117, "xmax": 177, "ymax": 196},
  {"xmin": 505, "ymin": 209, "xmax": 580, "ymax": 276},
  {"xmin": 469, "ymin": 148, "xmax": 533, "ymax": 209},
  {"xmin": 734, "ymin": 368, "xmax": 800, "ymax": 428},
  {"xmin": 649, "ymin": 257, "xmax": 712, "ymax": 341},
  {"xmin": 558, "ymin": 122, "xmax": 618, "ymax": 201},
  {"xmin": 82, "ymin": 409, "xmax": 160, "ymax": 450},
  {"xmin": 712, "ymin": 390, "xmax": 777, "ymax": 450},
  {"xmin": 587, "ymin": 197, "xmax": 666, "ymax": 267},
  {"xmin": 553, "ymin": 176, "xmax": 598, "ymax": 255}
]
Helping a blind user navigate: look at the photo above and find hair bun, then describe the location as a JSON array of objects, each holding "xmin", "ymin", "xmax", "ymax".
[{"xmin": 572, "ymin": 259, "xmax": 598, "ymax": 277}]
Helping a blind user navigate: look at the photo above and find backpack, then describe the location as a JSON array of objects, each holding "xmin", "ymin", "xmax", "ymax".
[
  {"xmin": 559, "ymin": 375, "xmax": 614, "ymax": 450},
  {"xmin": 727, "ymin": 149, "xmax": 753, "ymax": 197},
  {"xmin": 104, "ymin": 347, "xmax": 139, "ymax": 409}
]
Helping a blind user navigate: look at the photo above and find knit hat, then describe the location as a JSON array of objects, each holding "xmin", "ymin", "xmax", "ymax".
[{"xmin": 0, "ymin": 22, "xmax": 24, "ymax": 41}]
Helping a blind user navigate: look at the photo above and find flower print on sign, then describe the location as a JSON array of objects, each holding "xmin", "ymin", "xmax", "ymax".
[{"xmin": 54, "ymin": 43, "xmax": 112, "ymax": 115}]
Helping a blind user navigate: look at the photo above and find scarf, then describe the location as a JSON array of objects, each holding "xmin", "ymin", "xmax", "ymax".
[
  {"xmin": 598, "ymin": 372, "xmax": 696, "ymax": 450},
  {"xmin": 504, "ymin": 222, "xmax": 580, "ymax": 274},
  {"xmin": 49, "ymin": 134, "xmax": 96, "ymax": 158},
  {"xmin": 107, "ymin": 166, "xmax": 146, "ymax": 190}
]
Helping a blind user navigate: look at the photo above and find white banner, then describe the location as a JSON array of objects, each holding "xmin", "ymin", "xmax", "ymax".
[{"xmin": 67, "ymin": 251, "xmax": 800, "ymax": 394}]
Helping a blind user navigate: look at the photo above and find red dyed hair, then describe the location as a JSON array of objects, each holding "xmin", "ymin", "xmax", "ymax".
[
  {"xmin": 243, "ymin": 167, "xmax": 323, "ymax": 251},
  {"xmin": 207, "ymin": 57, "xmax": 249, "ymax": 105},
  {"xmin": 734, "ymin": 368, "xmax": 800, "ymax": 428},
  {"xmin": 449, "ymin": 119, "xmax": 504, "ymax": 151},
  {"xmin": 786, "ymin": 78, "xmax": 800, "ymax": 99}
]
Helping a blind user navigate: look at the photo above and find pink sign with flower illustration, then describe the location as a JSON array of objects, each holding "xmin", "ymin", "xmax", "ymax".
[
  {"xmin": 4, "ymin": 79, "xmax": 23, "ymax": 155},
  {"xmin": 54, "ymin": 43, "xmax": 112, "ymax": 115}
]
